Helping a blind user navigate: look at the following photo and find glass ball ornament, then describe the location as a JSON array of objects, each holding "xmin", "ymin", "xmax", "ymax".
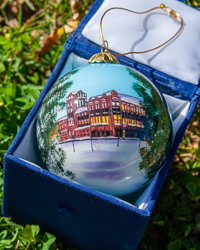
[{"xmin": 36, "ymin": 54, "xmax": 172, "ymax": 197}]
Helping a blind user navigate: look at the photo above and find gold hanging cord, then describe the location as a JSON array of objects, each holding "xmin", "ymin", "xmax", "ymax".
[{"xmin": 100, "ymin": 4, "xmax": 183, "ymax": 56}]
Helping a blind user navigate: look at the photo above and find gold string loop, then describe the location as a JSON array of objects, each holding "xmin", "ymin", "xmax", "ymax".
[
  {"xmin": 101, "ymin": 40, "xmax": 109, "ymax": 53},
  {"xmin": 100, "ymin": 4, "xmax": 183, "ymax": 56}
]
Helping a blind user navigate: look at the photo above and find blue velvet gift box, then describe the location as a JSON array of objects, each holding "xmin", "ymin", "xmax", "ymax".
[{"xmin": 3, "ymin": 0, "xmax": 200, "ymax": 249}]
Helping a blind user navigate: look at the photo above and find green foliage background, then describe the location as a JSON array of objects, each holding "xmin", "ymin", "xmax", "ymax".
[{"xmin": 0, "ymin": 0, "xmax": 200, "ymax": 249}]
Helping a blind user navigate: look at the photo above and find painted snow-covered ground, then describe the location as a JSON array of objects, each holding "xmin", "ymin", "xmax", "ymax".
[{"xmin": 58, "ymin": 139, "xmax": 149, "ymax": 196}]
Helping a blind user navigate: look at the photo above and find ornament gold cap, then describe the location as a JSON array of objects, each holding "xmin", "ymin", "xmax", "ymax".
[{"xmin": 89, "ymin": 52, "xmax": 119, "ymax": 64}]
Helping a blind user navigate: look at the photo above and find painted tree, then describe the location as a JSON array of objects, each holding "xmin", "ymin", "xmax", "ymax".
[
  {"xmin": 36, "ymin": 69, "xmax": 79, "ymax": 180},
  {"xmin": 127, "ymin": 68, "xmax": 172, "ymax": 177}
]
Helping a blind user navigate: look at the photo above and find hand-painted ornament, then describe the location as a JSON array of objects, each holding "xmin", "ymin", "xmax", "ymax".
[{"xmin": 36, "ymin": 52, "xmax": 172, "ymax": 197}]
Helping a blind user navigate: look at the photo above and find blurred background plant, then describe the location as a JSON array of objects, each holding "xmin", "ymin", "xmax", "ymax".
[
  {"xmin": 185, "ymin": 0, "xmax": 200, "ymax": 8},
  {"xmin": 0, "ymin": 0, "xmax": 200, "ymax": 249}
]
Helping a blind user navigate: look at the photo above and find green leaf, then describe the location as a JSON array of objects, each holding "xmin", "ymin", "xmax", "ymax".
[
  {"xmin": 25, "ymin": 101, "xmax": 35, "ymax": 110},
  {"xmin": 0, "ymin": 136, "xmax": 13, "ymax": 144},
  {"xmin": 43, "ymin": 233, "xmax": 56, "ymax": 246},
  {"xmin": 35, "ymin": 233, "xmax": 56, "ymax": 250},
  {"xmin": 186, "ymin": 182, "xmax": 196, "ymax": 196},
  {"xmin": 184, "ymin": 225, "xmax": 191, "ymax": 237},
  {"xmin": 15, "ymin": 97, "xmax": 28, "ymax": 107},
  {"xmin": 33, "ymin": 0, "xmax": 43, "ymax": 7},
  {"xmin": 12, "ymin": 58, "xmax": 21, "ymax": 71},
  {"xmin": 1, "ymin": 0, "xmax": 9, "ymax": 9},
  {"xmin": 31, "ymin": 225, "xmax": 40, "ymax": 237},
  {"xmin": 36, "ymin": 243, "xmax": 49, "ymax": 250},
  {"xmin": 22, "ymin": 84, "xmax": 44, "ymax": 90},
  {"xmin": 10, "ymin": 231, "xmax": 18, "ymax": 243},
  {"xmin": 28, "ymin": 88, "xmax": 38, "ymax": 100},
  {"xmin": 0, "ymin": 239, "xmax": 12, "ymax": 246},
  {"xmin": 197, "ymin": 222, "xmax": 200, "ymax": 229},
  {"xmin": 153, "ymin": 220, "xmax": 165, "ymax": 226},
  {"xmin": 0, "ymin": 37, "xmax": 9, "ymax": 45},
  {"xmin": 25, "ymin": 0, "xmax": 35, "ymax": 10},
  {"xmin": 0, "ymin": 177, "xmax": 3, "ymax": 187},
  {"xmin": 0, "ymin": 230, "xmax": 8, "ymax": 240},
  {"xmin": 18, "ymin": 7, "xmax": 22, "ymax": 29},
  {"xmin": 191, "ymin": 195, "xmax": 200, "ymax": 202},
  {"xmin": 27, "ymin": 72, "xmax": 39, "ymax": 83},
  {"xmin": 168, "ymin": 239, "xmax": 182, "ymax": 250},
  {"xmin": 0, "ymin": 217, "xmax": 22, "ymax": 227},
  {"xmin": 0, "ymin": 62, "xmax": 6, "ymax": 73},
  {"xmin": 19, "ymin": 224, "xmax": 34, "ymax": 242}
]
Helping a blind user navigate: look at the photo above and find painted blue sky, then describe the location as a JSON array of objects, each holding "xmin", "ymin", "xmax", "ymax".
[{"xmin": 55, "ymin": 63, "xmax": 144, "ymax": 119}]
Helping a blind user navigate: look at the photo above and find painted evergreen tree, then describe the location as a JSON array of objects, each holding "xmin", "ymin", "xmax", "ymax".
[
  {"xmin": 36, "ymin": 69, "xmax": 79, "ymax": 180},
  {"xmin": 127, "ymin": 68, "xmax": 172, "ymax": 177}
]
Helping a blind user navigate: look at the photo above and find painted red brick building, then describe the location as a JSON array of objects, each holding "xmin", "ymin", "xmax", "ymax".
[{"xmin": 57, "ymin": 90, "xmax": 147, "ymax": 142}]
